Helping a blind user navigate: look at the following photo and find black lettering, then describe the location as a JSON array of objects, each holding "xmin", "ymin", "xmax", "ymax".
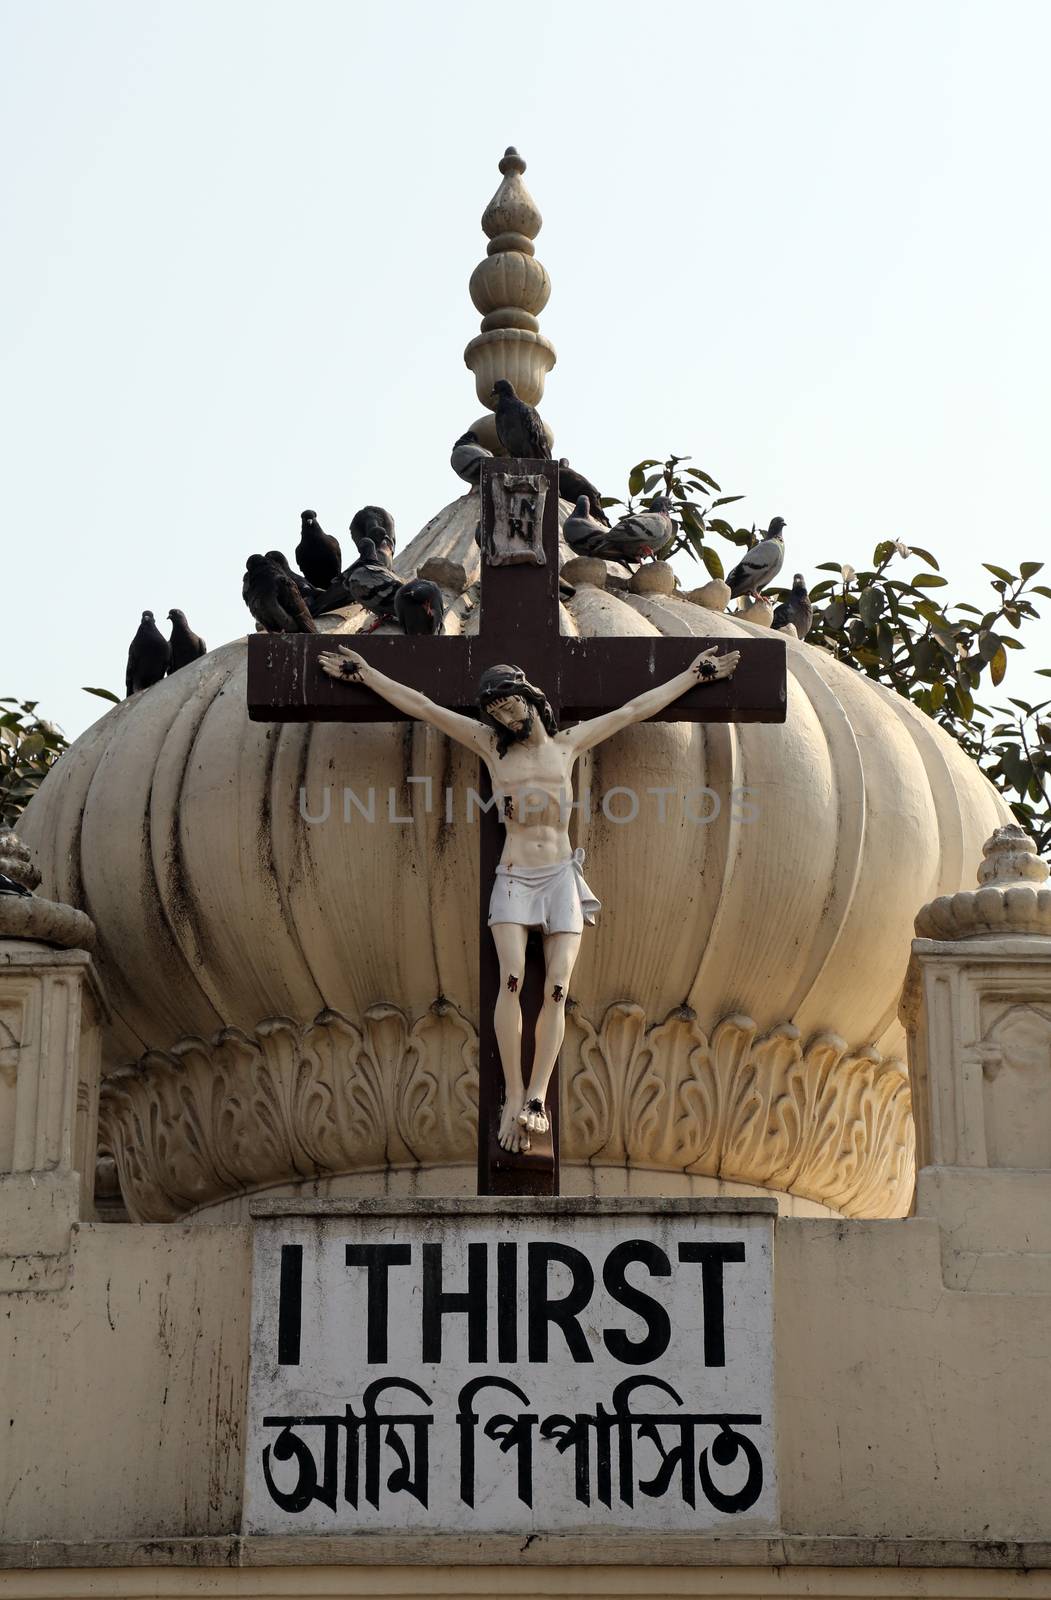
[
  {"xmin": 277, "ymin": 1244, "xmax": 303, "ymax": 1366},
  {"xmin": 497, "ymin": 1242, "xmax": 518, "ymax": 1363},
  {"xmin": 601, "ymin": 1240, "xmax": 671, "ymax": 1364},
  {"xmin": 422, "ymin": 1242, "xmax": 488, "ymax": 1362},
  {"xmin": 345, "ymin": 1244, "xmax": 412, "ymax": 1363},
  {"xmin": 677, "ymin": 1241, "xmax": 746, "ymax": 1366},
  {"xmin": 527, "ymin": 1242, "xmax": 594, "ymax": 1363}
]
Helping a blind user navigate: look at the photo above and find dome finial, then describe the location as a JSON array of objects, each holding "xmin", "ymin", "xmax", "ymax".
[{"xmin": 464, "ymin": 146, "xmax": 557, "ymax": 437}]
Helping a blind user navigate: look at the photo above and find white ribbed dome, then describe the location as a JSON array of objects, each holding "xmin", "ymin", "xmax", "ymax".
[{"xmin": 20, "ymin": 493, "xmax": 1011, "ymax": 1220}]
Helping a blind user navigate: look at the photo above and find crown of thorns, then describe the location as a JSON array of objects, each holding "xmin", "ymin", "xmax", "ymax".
[{"xmin": 476, "ymin": 665, "xmax": 557, "ymax": 748}]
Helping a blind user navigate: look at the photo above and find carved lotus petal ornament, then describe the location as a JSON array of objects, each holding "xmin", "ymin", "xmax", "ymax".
[
  {"xmin": 98, "ymin": 1001, "xmax": 913, "ymax": 1223},
  {"xmin": 915, "ymin": 824, "xmax": 1051, "ymax": 940}
]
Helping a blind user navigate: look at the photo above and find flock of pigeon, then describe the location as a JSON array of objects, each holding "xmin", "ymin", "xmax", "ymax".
[{"xmin": 123, "ymin": 378, "xmax": 812, "ymax": 698}]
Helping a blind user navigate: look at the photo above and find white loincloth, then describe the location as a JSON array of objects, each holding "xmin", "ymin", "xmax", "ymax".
[{"xmin": 487, "ymin": 847, "xmax": 601, "ymax": 936}]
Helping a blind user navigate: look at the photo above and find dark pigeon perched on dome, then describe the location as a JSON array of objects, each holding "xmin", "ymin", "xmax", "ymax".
[
  {"xmin": 557, "ymin": 458, "xmax": 610, "ymax": 526},
  {"xmin": 350, "ymin": 505, "xmax": 396, "ymax": 563},
  {"xmin": 312, "ymin": 537, "xmax": 396, "ymax": 616},
  {"xmin": 264, "ymin": 550, "xmax": 321, "ymax": 609},
  {"xmin": 295, "ymin": 510, "xmax": 342, "ymax": 588},
  {"xmin": 772, "ymin": 573, "xmax": 814, "ymax": 639},
  {"xmin": 166, "ymin": 610, "xmax": 207, "ymax": 672},
  {"xmin": 125, "ymin": 611, "xmax": 171, "ymax": 696},
  {"xmin": 394, "ymin": 577, "xmax": 445, "ymax": 635},
  {"xmin": 490, "ymin": 378, "xmax": 550, "ymax": 459},
  {"xmin": 726, "ymin": 517, "xmax": 786, "ymax": 602},
  {"xmin": 243, "ymin": 555, "xmax": 318, "ymax": 633}
]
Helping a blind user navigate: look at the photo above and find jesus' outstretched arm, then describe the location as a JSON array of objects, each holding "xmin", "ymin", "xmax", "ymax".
[
  {"xmin": 563, "ymin": 646, "xmax": 740, "ymax": 757},
  {"xmin": 318, "ymin": 645, "xmax": 492, "ymax": 755}
]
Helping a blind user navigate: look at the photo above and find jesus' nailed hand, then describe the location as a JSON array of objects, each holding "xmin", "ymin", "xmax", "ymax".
[{"xmin": 318, "ymin": 643, "xmax": 740, "ymax": 1154}]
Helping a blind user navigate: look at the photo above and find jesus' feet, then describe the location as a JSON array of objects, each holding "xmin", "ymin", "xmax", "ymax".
[
  {"xmin": 498, "ymin": 1092, "xmax": 530, "ymax": 1153},
  {"xmin": 518, "ymin": 1096, "xmax": 549, "ymax": 1135}
]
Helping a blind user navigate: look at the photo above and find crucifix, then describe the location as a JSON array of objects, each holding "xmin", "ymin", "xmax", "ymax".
[{"xmin": 247, "ymin": 458, "xmax": 786, "ymax": 1197}]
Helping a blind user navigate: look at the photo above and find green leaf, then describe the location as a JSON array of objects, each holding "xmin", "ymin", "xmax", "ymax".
[
  {"xmin": 930, "ymin": 681, "xmax": 946, "ymax": 710},
  {"xmin": 711, "ymin": 495, "xmax": 745, "ymax": 509},
  {"xmin": 859, "ymin": 588, "xmax": 885, "ymax": 628},
  {"xmin": 909, "ymin": 546, "xmax": 940, "ymax": 571},
  {"xmin": 989, "ymin": 645, "xmax": 1008, "ymax": 687},
  {"xmin": 18, "ymin": 733, "xmax": 45, "ymax": 757},
  {"xmin": 824, "ymin": 597, "xmax": 847, "ymax": 632},
  {"xmin": 983, "ymin": 564, "xmax": 1016, "ymax": 583},
  {"xmin": 1020, "ymin": 561, "xmax": 1044, "ymax": 580},
  {"xmin": 628, "ymin": 467, "xmax": 646, "ymax": 496},
  {"xmin": 82, "ymin": 686, "xmax": 122, "ymax": 705},
  {"xmin": 912, "ymin": 573, "xmax": 949, "ymax": 588},
  {"xmin": 700, "ymin": 545, "xmax": 725, "ymax": 580},
  {"xmin": 642, "ymin": 472, "xmax": 664, "ymax": 494},
  {"xmin": 685, "ymin": 469, "xmax": 721, "ymax": 491}
]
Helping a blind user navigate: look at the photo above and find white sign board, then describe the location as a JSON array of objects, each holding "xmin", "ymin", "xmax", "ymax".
[{"xmin": 244, "ymin": 1199, "xmax": 776, "ymax": 1535}]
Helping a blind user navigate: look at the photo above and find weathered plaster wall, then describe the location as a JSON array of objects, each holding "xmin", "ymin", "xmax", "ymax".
[
  {"xmin": 0, "ymin": 1223, "xmax": 251, "ymax": 1542},
  {"xmin": 2, "ymin": 1210, "xmax": 1048, "ymax": 1547},
  {"xmin": 776, "ymin": 1216, "xmax": 1051, "ymax": 1540}
]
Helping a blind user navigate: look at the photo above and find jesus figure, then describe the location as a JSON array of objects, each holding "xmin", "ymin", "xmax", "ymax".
[{"xmin": 318, "ymin": 643, "xmax": 740, "ymax": 1152}]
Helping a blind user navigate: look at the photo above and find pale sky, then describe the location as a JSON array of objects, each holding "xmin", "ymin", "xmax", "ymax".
[{"xmin": 2, "ymin": 0, "xmax": 1048, "ymax": 738}]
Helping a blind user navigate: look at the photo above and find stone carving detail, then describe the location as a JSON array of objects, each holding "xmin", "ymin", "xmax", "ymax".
[
  {"xmin": 562, "ymin": 1005, "xmax": 913, "ymax": 1218},
  {"xmin": 464, "ymin": 147, "xmax": 557, "ymax": 428},
  {"xmin": 0, "ymin": 831, "xmax": 41, "ymax": 891},
  {"xmin": 915, "ymin": 823, "xmax": 1051, "ymax": 940},
  {"xmin": 978, "ymin": 999, "xmax": 1051, "ymax": 1169},
  {"xmin": 99, "ymin": 1001, "xmax": 478, "ymax": 1223},
  {"xmin": 99, "ymin": 1000, "xmax": 913, "ymax": 1222}
]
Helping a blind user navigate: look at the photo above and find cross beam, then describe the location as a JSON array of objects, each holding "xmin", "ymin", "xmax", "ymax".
[{"xmin": 247, "ymin": 459, "xmax": 787, "ymax": 1197}]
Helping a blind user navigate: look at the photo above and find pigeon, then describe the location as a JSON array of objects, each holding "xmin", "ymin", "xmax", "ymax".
[
  {"xmin": 265, "ymin": 550, "xmax": 320, "ymax": 608},
  {"xmin": 295, "ymin": 510, "xmax": 342, "ymax": 588},
  {"xmin": 394, "ymin": 577, "xmax": 445, "ymax": 635},
  {"xmin": 557, "ymin": 459, "xmax": 610, "ymax": 526},
  {"xmin": 312, "ymin": 538, "xmax": 395, "ymax": 615},
  {"xmin": 346, "ymin": 553, "xmax": 402, "ymax": 628},
  {"xmin": 563, "ymin": 496, "xmax": 609, "ymax": 556},
  {"xmin": 125, "ymin": 611, "xmax": 172, "ymax": 696},
  {"xmin": 350, "ymin": 506, "xmax": 396, "ymax": 562},
  {"xmin": 726, "ymin": 518, "xmax": 786, "ymax": 601},
  {"xmin": 565, "ymin": 497, "xmax": 674, "ymax": 570},
  {"xmin": 450, "ymin": 431, "xmax": 493, "ymax": 486},
  {"xmin": 0, "ymin": 871, "xmax": 31, "ymax": 897},
  {"xmin": 166, "ymin": 609, "xmax": 207, "ymax": 672},
  {"xmin": 490, "ymin": 378, "xmax": 551, "ymax": 460},
  {"xmin": 772, "ymin": 573, "xmax": 814, "ymax": 639},
  {"xmin": 243, "ymin": 554, "xmax": 318, "ymax": 633}
]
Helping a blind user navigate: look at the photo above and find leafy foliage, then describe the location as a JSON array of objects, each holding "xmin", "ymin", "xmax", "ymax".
[
  {"xmin": 621, "ymin": 456, "xmax": 1051, "ymax": 852},
  {"xmin": 0, "ymin": 700, "xmax": 69, "ymax": 828},
  {"xmin": 605, "ymin": 453, "xmax": 752, "ymax": 577}
]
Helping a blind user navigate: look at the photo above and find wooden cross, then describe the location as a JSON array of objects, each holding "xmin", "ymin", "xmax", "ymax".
[{"xmin": 247, "ymin": 459, "xmax": 786, "ymax": 1198}]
